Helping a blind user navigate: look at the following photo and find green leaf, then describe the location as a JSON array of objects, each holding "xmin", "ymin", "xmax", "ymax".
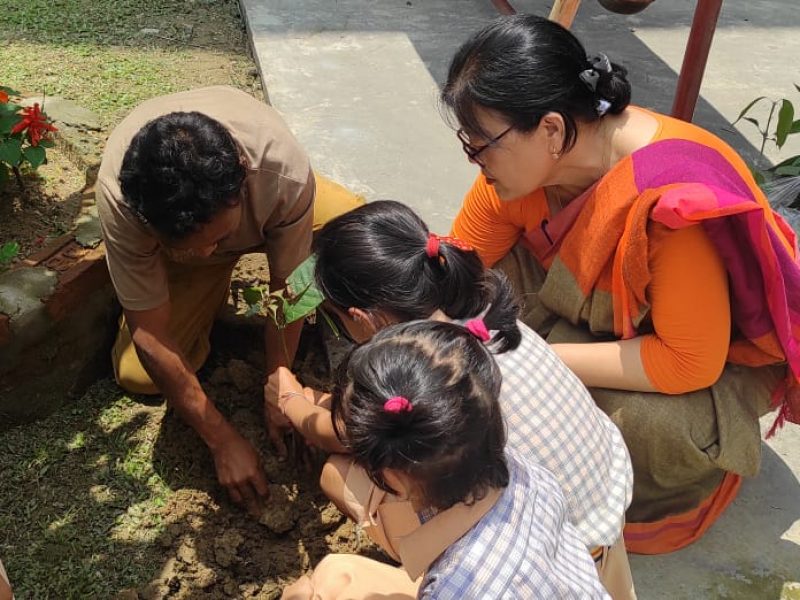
[
  {"xmin": 775, "ymin": 99, "xmax": 795, "ymax": 148},
  {"xmin": 0, "ymin": 164, "xmax": 9, "ymax": 186},
  {"xmin": 0, "ymin": 241, "xmax": 20, "ymax": 264},
  {"xmin": 282, "ymin": 282, "xmax": 324, "ymax": 324},
  {"xmin": 734, "ymin": 96, "xmax": 768, "ymax": 124},
  {"xmin": 0, "ymin": 138, "xmax": 22, "ymax": 165},
  {"xmin": 790, "ymin": 120, "xmax": 800, "ymax": 135},
  {"xmin": 769, "ymin": 154, "xmax": 800, "ymax": 170},
  {"xmin": 774, "ymin": 165, "xmax": 800, "ymax": 177},
  {"xmin": 0, "ymin": 112, "xmax": 19, "ymax": 135},
  {"xmin": 741, "ymin": 117, "xmax": 761, "ymax": 129},
  {"xmin": 282, "ymin": 254, "xmax": 325, "ymax": 324},
  {"xmin": 286, "ymin": 254, "xmax": 318, "ymax": 296},
  {"xmin": 242, "ymin": 286, "xmax": 264, "ymax": 306},
  {"xmin": 244, "ymin": 302, "xmax": 262, "ymax": 317},
  {"xmin": 23, "ymin": 145, "xmax": 46, "ymax": 169},
  {"xmin": 0, "ymin": 85, "xmax": 20, "ymax": 96},
  {"xmin": 0, "ymin": 101, "xmax": 20, "ymax": 115}
]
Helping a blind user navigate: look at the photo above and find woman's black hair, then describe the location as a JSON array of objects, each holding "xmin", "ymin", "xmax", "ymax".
[
  {"xmin": 331, "ymin": 320, "xmax": 509, "ymax": 510},
  {"xmin": 119, "ymin": 111, "xmax": 247, "ymax": 240},
  {"xmin": 313, "ymin": 200, "xmax": 521, "ymax": 353},
  {"xmin": 442, "ymin": 14, "xmax": 631, "ymax": 152}
]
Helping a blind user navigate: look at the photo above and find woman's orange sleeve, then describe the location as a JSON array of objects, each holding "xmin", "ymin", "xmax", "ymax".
[
  {"xmin": 451, "ymin": 174, "xmax": 525, "ymax": 268},
  {"xmin": 640, "ymin": 224, "xmax": 731, "ymax": 394}
]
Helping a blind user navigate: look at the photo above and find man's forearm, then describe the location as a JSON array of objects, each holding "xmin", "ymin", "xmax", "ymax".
[{"xmin": 133, "ymin": 333, "xmax": 234, "ymax": 449}]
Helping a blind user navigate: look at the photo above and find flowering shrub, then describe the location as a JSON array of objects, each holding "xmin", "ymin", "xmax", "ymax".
[{"xmin": 0, "ymin": 86, "xmax": 58, "ymax": 187}]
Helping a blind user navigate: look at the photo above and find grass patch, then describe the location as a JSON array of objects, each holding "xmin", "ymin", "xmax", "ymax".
[
  {"xmin": 0, "ymin": 380, "xmax": 173, "ymax": 598},
  {"xmin": 0, "ymin": 0, "xmax": 261, "ymax": 126}
]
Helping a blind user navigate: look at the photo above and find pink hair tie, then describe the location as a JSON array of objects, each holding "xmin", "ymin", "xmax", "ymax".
[
  {"xmin": 384, "ymin": 396, "xmax": 413, "ymax": 413},
  {"xmin": 465, "ymin": 318, "xmax": 490, "ymax": 342},
  {"xmin": 425, "ymin": 233, "xmax": 440, "ymax": 259}
]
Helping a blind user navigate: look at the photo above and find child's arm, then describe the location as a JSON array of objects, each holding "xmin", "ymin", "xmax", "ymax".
[
  {"xmin": 279, "ymin": 392, "xmax": 347, "ymax": 454},
  {"xmin": 265, "ymin": 367, "xmax": 346, "ymax": 454}
]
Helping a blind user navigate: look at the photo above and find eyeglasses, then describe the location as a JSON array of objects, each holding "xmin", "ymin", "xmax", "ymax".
[{"xmin": 456, "ymin": 126, "xmax": 513, "ymax": 166}]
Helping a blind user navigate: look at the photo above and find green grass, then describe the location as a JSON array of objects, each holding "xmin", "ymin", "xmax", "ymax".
[
  {"xmin": 0, "ymin": 380, "xmax": 173, "ymax": 598},
  {"xmin": 0, "ymin": 0, "xmax": 259, "ymax": 126}
]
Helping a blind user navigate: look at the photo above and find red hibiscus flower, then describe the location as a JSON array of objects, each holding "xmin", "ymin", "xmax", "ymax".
[
  {"xmin": 11, "ymin": 103, "xmax": 58, "ymax": 146},
  {"xmin": 0, "ymin": 90, "xmax": 8, "ymax": 104}
]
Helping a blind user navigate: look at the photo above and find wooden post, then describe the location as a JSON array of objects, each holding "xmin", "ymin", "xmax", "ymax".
[
  {"xmin": 490, "ymin": 0, "xmax": 516, "ymax": 15},
  {"xmin": 549, "ymin": 0, "xmax": 582, "ymax": 28},
  {"xmin": 670, "ymin": 0, "xmax": 723, "ymax": 122}
]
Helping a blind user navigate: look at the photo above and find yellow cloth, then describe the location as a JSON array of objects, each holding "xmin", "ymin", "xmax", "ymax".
[{"xmin": 112, "ymin": 174, "xmax": 364, "ymax": 394}]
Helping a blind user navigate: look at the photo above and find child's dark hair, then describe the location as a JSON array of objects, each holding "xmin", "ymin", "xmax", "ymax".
[
  {"xmin": 313, "ymin": 200, "xmax": 521, "ymax": 352},
  {"xmin": 331, "ymin": 320, "xmax": 509, "ymax": 510}
]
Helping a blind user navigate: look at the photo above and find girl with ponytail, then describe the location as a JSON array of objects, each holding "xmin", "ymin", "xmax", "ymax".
[
  {"xmin": 279, "ymin": 321, "xmax": 609, "ymax": 599},
  {"xmin": 266, "ymin": 200, "xmax": 634, "ymax": 598}
]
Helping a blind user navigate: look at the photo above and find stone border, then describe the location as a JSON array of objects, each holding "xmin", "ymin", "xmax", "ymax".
[{"xmin": 0, "ymin": 102, "xmax": 114, "ymax": 426}]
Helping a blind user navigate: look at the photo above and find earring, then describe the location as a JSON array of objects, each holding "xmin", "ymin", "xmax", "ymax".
[{"xmin": 551, "ymin": 149, "xmax": 560, "ymax": 160}]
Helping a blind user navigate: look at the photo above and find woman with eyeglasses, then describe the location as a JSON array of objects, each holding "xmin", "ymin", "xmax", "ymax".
[{"xmin": 444, "ymin": 14, "xmax": 800, "ymax": 555}]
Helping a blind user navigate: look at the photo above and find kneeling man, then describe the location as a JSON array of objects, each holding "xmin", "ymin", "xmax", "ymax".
[{"xmin": 96, "ymin": 86, "xmax": 361, "ymax": 512}]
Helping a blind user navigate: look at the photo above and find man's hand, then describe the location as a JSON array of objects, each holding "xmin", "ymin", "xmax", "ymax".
[
  {"xmin": 125, "ymin": 304, "xmax": 271, "ymax": 515},
  {"xmin": 210, "ymin": 426, "xmax": 270, "ymax": 516}
]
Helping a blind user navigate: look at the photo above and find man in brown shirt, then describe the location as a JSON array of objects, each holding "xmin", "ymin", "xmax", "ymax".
[{"xmin": 97, "ymin": 86, "xmax": 362, "ymax": 512}]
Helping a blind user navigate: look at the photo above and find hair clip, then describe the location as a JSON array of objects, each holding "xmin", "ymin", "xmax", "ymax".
[
  {"xmin": 384, "ymin": 396, "xmax": 413, "ymax": 413},
  {"xmin": 465, "ymin": 318, "xmax": 490, "ymax": 342},
  {"xmin": 425, "ymin": 233, "xmax": 440, "ymax": 259},
  {"xmin": 588, "ymin": 53, "xmax": 612, "ymax": 74},
  {"xmin": 425, "ymin": 233, "xmax": 474, "ymax": 259},
  {"xmin": 596, "ymin": 99, "xmax": 612, "ymax": 117},
  {"xmin": 579, "ymin": 53, "xmax": 613, "ymax": 94}
]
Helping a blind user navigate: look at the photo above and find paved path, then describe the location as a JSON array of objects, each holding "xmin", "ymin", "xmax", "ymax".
[{"xmin": 241, "ymin": 1, "xmax": 800, "ymax": 597}]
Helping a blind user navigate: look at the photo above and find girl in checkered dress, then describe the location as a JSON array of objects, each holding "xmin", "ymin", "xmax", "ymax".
[{"xmin": 280, "ymin": 319, "xmax": 608, "ymax": 599}]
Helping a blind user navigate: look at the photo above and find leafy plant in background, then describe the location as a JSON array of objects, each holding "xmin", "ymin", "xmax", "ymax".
[
  {"xmin": 0, "ymin": 241, "xmax": 20, "ymax": 271},
  {"xmin": 242, "ymin": 254, "xmax": 340, "ymax": 362},
  {"xmin": 734, "ymin": 85, "xmax": 800, "ymax": 194},
  {"xmin": 0, "ymin": 85, "xmax": 57, "ymax": 188}
]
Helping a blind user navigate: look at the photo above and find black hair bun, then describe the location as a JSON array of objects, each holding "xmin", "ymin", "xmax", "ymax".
[{"xmin": 596, "ymin": 61, "xmax": 632, "ymax": 114}]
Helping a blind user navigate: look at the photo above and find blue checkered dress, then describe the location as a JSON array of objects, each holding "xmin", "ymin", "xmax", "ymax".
[
  {"xmin": 484, "ymin": 320, "xmax": 633, "ymax": 548},
  {"xmin": 419, "ymin": 450, "xmax": 611, "ymax": 599}
]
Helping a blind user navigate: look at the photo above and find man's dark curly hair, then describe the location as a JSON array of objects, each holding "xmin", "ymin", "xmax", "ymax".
[{"xmin": 119, "ymin": 111, "xmax": 247, "ymax": 240}]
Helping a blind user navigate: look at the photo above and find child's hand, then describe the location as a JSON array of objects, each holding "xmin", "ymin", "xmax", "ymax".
[
  {"xmin": 264, "ymin": 367, "xmax": 304, "ymax": 409},
  {"xmin": 264, "ymin": 367, "xmax": 302, "ymax": 456}
]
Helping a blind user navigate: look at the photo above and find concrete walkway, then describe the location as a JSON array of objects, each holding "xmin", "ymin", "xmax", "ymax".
[{"xmin": 241, "ymin": 0, "xmax": 800, "ymax": 597}]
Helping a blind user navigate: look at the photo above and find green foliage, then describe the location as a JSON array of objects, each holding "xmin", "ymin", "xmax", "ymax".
[
  {"xmin": 241, "ymin": 255, "xmax": 339, "ymax": 360},
  {"xmin": 0, "ymin": 240, "xmax": 20, "ymax": 269},
  {"xmin": 0, "ymin": 86, "xmax": 57, "ymax": 187},
  {"xmin": 736, "ymin": 85, "xmax": 800, "ymax": 208}
]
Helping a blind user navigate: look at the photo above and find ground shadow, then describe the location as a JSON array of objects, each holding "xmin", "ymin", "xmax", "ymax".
[{"xmin": 630, "ymin": 442, "xmax": 800, "ymax": 599}]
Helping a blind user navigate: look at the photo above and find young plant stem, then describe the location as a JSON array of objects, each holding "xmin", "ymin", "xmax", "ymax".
[
  {"xmin": 280, "ymin": 331, "xmax": 290, "ymax": 367},
  {"xmin": 12, "ymin": 166, "xmax": 24, "ymax": 190},
  {"xmin": 761, "ymin": 102, "xmax": 778, "ymax": 158}
]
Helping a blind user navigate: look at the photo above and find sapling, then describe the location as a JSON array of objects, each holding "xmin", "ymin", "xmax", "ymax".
[{"xmin": 241, "ymin": 254, "xmax": 339, "ymax": 364}]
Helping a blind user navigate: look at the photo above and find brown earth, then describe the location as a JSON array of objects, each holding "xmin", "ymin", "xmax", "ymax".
[
  {"xmin": 122, "ymin": 324, "xmax": 382, "ymax": 600},
  {"xmin": 0, "ymin": 148, "xmax": 86, "ymax": 259}
]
